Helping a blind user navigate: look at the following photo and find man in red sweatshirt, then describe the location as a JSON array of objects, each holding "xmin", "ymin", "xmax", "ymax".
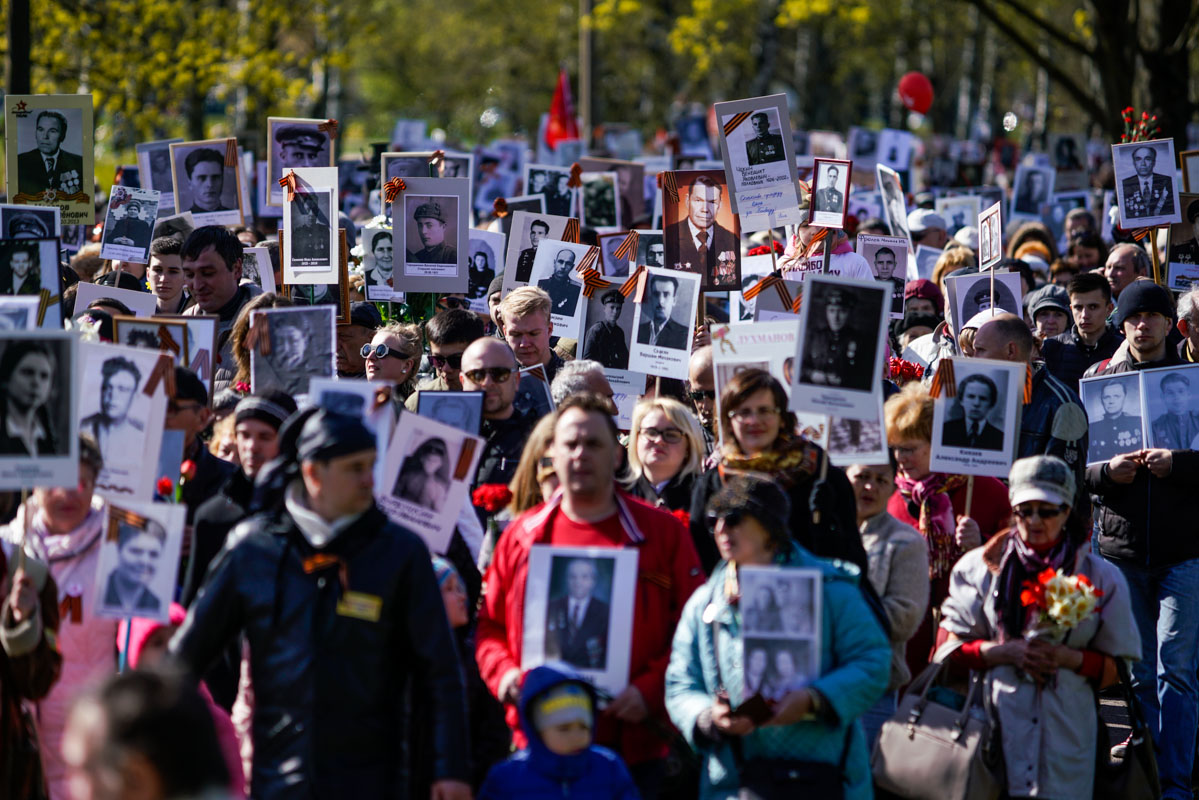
[{"xmin": 476, "ymin": 392, "xmax": 704, "ymax": 799}]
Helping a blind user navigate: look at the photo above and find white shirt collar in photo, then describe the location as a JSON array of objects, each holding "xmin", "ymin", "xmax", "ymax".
[
  {"xmin": 687, "ymin": 218, "xmax": 713, "ymax": 254},
  {"xmin": 568, "ymin": 596, "xmax": 591, "ymax": 623}
]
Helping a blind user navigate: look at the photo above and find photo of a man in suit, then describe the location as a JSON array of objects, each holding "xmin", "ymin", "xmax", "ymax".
[
  {"xmin": 514, "ymin": 219, "xmax": 550, "ymax": 283},
  {"xmin": 82, "ymin": 357, "xmax": 145, "ymax": 467},
  {"xmin": 637, "ymin": 274, "xmax": 689, "ymax": 350},
  {"xmin": 544, "ymin": 558, "xmax": 610, "ymax": 670},
  {"xmin": 666, "ymin": 174, "xmax": 738, "ymax": 285},
  {"xmin": 183, "ymin": 148, "xmax": 231, "ymax": 213},
  {"xmin": 813, "ymin": 164, "xmax": 844, "ymax": 213},
  {"xmin": 1121, "ymin": 144, "xmax": 1176, "ymax": 220},
  {"xmin": 17, "ymin": 110, "xmax": 84, "ymax": 197},
  {"xmin": 536, "ymin": 248, "xmax": 581, "ymax": 317},
  {"xmin": 942, "ymin": 373, "xmax": 1005, "ymax": 450},
  {"xmin": 745, "ymin": 112, "xmax": 785, "ymax": 165},
  {"xmin": 1151, "ymin": 371, "xmax": 1199, "ymax": 450}
]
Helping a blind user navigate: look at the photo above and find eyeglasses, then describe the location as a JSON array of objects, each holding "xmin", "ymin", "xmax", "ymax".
[
  {"xmin": 429, "ymin": 353, "xmax": 465, "ymax": 370},
  {"xmin": 437, "ymin": 296, "xmax": 471, "ymax": 310},
  {"xmin": 639, "ymin": 426, "xmax": 684, "ymax": 444},
  {"xmin": 463, "ymin": 367, "xmax": 516, "ymax": 384},
  {"xmin": 688, "ymin": 389, "xmax": 716, "ymax": 401},
  {"xmin": 728, "ymin": 406, "xmax": 780, "ymax": 422},
  {"xmin": 360, "ymin": 343, "xmax": 413, "ymax": 361},
  {"xmin": 538, "ymin": 456, "xmax": 554, "ymax": 469},
  {"xmin": 1013, "ymin": 504, "xmax": 1069, "ymax": 521}
]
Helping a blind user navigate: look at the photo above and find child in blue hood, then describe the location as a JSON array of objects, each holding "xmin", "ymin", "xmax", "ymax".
[{"xmin": 479, "ymin": 664, "xmax": 640, "ymax": 799}]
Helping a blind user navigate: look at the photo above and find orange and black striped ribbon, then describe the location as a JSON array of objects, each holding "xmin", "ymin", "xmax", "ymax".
[
  {"xmin": 36, "ymin": 288, "xmax": 56, "ymax": 327},
  {"xmin": 278, "ymin": 170, "xmax": 298, "ymax": 202},
  {"xmin": 224, "ymin": 139, "xmax": 239, "ymax": 167},
  {"xmin": 741, "ymin": 273, "xmax": 791, "ymax": 310},
  {"xmin": 157, "ymin": 326, "xmax": 181, "ymax": 358},
  {"xmin": 317, "ymin": 119, "xmax": 339, "ymax": 140},
  {"xmin": 454, "ymin": 439, "xmax": 477, "ymax": 480},
  {"xmin": 577, "ymin": 246, "xmax": 601, "ymax": 274},
  {"xmin": 620, "ymin": 265, "xmax": 647, "ymax": 301},
  {"xmin": 722, "ymin": 111, "xmax": 752, "ymax": 137},
  {"xmin": 1023, "ymin": 364, "xmax": 1034, "ymax": 404},
  {"xmin": 613, "ymin": 230, "xmax": 638, "ymax": 261},
  {"xmin": 107, "ymin": 506, "xmax": 150, "ymax": 541},
  {"xmin": 563, "ymin": 218, "xmax": 581, "ymax": 244},
  {"xmin": 578, "ymin": 268, "xmax": 609, "ymax": 298},
  {"xmin": 382, "ymin": 177, "xmax": 405, "ymax": 204},
  {"xmin": 142, "ymin": 353, "xmax": 176, "ymax": 398},
  {"xmin": 928, "ymin": 358, "xmax": 957, "ymax": 398},
  {"xmin": 658, "ymin": 171, "xmax": 679, "ymax": 204}
]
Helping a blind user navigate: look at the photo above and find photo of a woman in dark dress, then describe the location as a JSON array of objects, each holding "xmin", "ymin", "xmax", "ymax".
[
  {"xmin": 0, "ymin": 340, "xmax": 61, "ymax": 456},
  {"xmin": 393, "ymin": 436, "xmax": 451, "ymax": 511}
]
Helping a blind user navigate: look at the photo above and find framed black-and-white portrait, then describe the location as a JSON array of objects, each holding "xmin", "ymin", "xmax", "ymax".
[
  {"xmin": 711, "ymin": 319, "xmax": 799, "ymax": 441},
  {"xmin": 856, "ymin": 234, "xmax": 908, "ymax": 319},
  {"xmin": 877, "ymin": 164, "xmax": 910, "ymax": 245},
  {"xmin": 635, "ymin": 229, "xmax": 665, "ymax": 270},
  {"xmin": 361, "ymin": 225, "xmax": 396, "ymax": 302},
  {"xmin": 1140, "ymin": 364, "xmax": 1199, "ymax": 450},
  {"xmin": 100, "ymin": 187, "xmax": 161, "ymax": 264},
  {"xmin": 1113, "ymin": 139, "xmax": 1182, "ymax": 229},
  {"xmin": 1009, "ymin": 165, "xmax": 1054, "ymax": 221},
  {"xmin": 135, "ymin": 138, "xmax": 183, "ymax": 216},
  {"xmin": 0, "ymin": 204, "xmax": 60, "ymax": 240},
  {"xmin": 827, "ymin": 392, "xmax": 889, "ymax": 467},
  {"xmin": 581, "ymin": 157, "xmax": 646, "ymax": 228},
  {"xmin": 112, "ymin": 316, "xmax": 189, "ymax": 367},
  {"xmin": 0, "ymin": 296, "xmax": 41, "ymax": 330},
  {"xmin": 580, "ymin": 280, "xmax": 634, "ymax": 371},
  {"xmin": 501, "ymin": 210, "xmax": 576, "ymax": 293},
  {"xmin": 0, "ymin": 330, "xmax": 78, "ymax": 488},
  {"xmin": 4, "ymin": 94, "xmax": 95, "ymax": 226},
  {"xmin": 248, "ymin": 305, "xmax": 336, "ymax": 398},
  {"xmin": 1182, "ymin": 150, "xmax": 1199, "ymax": 194},
  {"xmin": 580, "ymin": 171, "xmax": 620, "ymax": 230},
  {"xmin": 74, "ymin": 281, "xmax": 157, "ymax": 318},
  {"xmin": 151, "ymin": 211, "xmax": 194, "ymax": 243},
  {"xmin": 497, "ymin": 194, "xmax": 548, "ymax": 237},
  {"xmin": 847, "ymin": 126, "xmax": 879, "ymax": 171},
  {"xmin": 977, "ymin": 201, "xmax": 1004, "ymax": 270},
  {"xmin": 163, "ymin": 314, "xmax": 218, "ymax": 404},
  {"xmin": 1079, "ymin": 373, "xmax": 1145, "ymax": 465},
  {"xmin": 1049, "ymin": 132, "xmax": 1087, "ymax": 171},
  {"xmin": 528, "ymin": 238, "xmax": 591, "ymax": 339},
  {"xmin": 93, "ymin": 501, "xmax": 185, "ymax": 624},
  {"xmin": 935, "ymin": 195, "xmax": 980, "ymax": 236},
  {"xmin": 739, "ymin": 565, "xmax": 821, "ymax": 702},
  {"xmin": 378, "ymin": 411, "xmax": 482, "ymax": 553},
  {"xmin": 0, "ymin": 237, "xmax": 65, "ymax": 327},
  {"xmin": 283, "ymin": 166, "xmax": 339, "ymax": 283},
  {"xmin": 929, "ymin": 357, "xmax": 1023, "ymax": 477},
  {"xmin": 416, "ymin": 390, "xmax": 484, "ymax": 435},
  {"xmin": 878, "ymin": 128, "xmax": 914, "ymax": 172},
  {"xmin": 282, "ymin": 228, "xmax": 350, "ymax": 323},
  {"xmin": 662, "ymin": 170, "xmax": 741, "ymax": 291},
  {"xmin": 790, "ymin": 274, "xmax": 888, "ymax": 421},
  {"xmin": 713, "ymin": 94, "xmax": 803, "ymax": 230},
  {"xmin": 732, "ymin": 254, "xmax": 773, "ymax": 321},
  {"xmin": 266, "ymin": 117, "xmax": 334, "ymax": 207},
  {"xmin": 398, "ymin": 177, "xmax": 470, "ymax": 293},
  {"xmin": 1166, "ymin": 194, "xmax": 1199, "ymax": 290},
  {"xmin": 381, "ymin": 150, "xmax": 435, "ymax": 183},
  {"xmin": 524, "ymin": 163, "xmax": 573, "ymax": 217},
  {"xmin": 944, "ymin": 271, "xmax": 1022, "ymax": 334},
  {"xmin": 466, "ymin": 228, "xmax": 505, "ymax": 314},
  {"xmin": 78, "ymin": 341, "xmax": 170, "ymax": 501},
  {"xmin": 240, "ymin": 245, "xmax": 276, "ymax": 296},
  {"xmin": 598, "ymin": 231, "xmax": 634, "ymax": 278},
  {"xmin": 514, "ymin": 364, "xmax": 556, "ymax": 420},
  {"xmin": 809, "ymin": 158, "xmax": 852, "ymax": 229},
  {"xmin": 439, "ymin": 149, "xmax": 474, "ymax": 188},
  {"xmin": 628, "ymin": 267, "xmax": 702, "ymax": 380},
  {"xmin": 522, "ymin": 544, "xmax": 638, "ymax": 696},
  {"xmin": 169, "ymin": 138, "xmax": 245, "ymax": 227}
]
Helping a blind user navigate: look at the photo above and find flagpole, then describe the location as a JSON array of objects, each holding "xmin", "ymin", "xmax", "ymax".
[{"xmin": 578, "ymin": 0, "xmax": 592, "ymax": 147}]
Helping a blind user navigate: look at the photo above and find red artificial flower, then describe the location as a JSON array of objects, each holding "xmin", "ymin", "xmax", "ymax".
[
  {"xmin": 234, "ymin": 381, "xmax": 251, "ymax": 393},
  {"xmin": 1038, "ymin": 567, "xmax": 1056, "ymax": 585},
  {"xmin": 180, "ymin": 459, "xmax": 197, "ymax": 482},
  {"xmin": 1020, "ymin": 578, "xmax": 1046, "ymax": 608},
  {"xmin": 671, "ymin": 508, "xmax": 691, "ymax": 528},
  {"xmin": 156, "ymin": 476, "xmax": 174, "ymax": 497},
  {"xmin": 746, "ymin": 240, "xmax": 784, "ymax": 257},
  {"xmin": 472, "ymin": 483, "xmax": 513, "ymax": 513}
]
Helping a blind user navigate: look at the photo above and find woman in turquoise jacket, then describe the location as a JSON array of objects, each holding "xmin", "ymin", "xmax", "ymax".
[{"xmin": 666, "ymin": 475, "xmax": 891, "ymax": 799}]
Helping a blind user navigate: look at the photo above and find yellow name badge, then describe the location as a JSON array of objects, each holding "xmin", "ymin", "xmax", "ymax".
[{"xmin": 336, "ymin": 591, "xmax": 383, "ymax": 622}]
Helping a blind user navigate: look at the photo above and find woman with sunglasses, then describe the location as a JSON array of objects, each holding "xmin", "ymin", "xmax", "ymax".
[
  {"xmin": 938, "ymin": 456, "xmax": 1138, "ymax": 799},
  {"xmin": 364, "ymin": 321, "xmax": 422, "ymax": 413},
  {"xmin": 666, "ymin": 475, "xmax": 890, "ymax": 800},
  {"xmin": 625, "ymin": 397, "xmax": 706, "ymax": 513},
  {"xmin": 688, "ymin": 368, "xmax": 866, "ymax": 575}
]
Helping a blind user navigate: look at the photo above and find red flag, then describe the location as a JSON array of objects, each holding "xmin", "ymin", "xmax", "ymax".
[{"xmin": 545, "ymin": 68, "xmax": 579, "ymax": 151}]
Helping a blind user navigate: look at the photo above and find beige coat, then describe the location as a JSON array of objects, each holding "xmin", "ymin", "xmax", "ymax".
[{"xmin": 859, "ymin": 511, "xmax": 930, "ymax": 690}]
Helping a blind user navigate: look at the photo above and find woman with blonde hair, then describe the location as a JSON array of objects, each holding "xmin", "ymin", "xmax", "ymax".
[{"xmin": 625, "ymin": 396, "xmax": 706, "ymax": 512}]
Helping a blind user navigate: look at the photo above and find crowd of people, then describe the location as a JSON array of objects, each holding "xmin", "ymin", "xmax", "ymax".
[{"xmin": 1, "ymin": 119, "xmax": 1196, "ymax": 800}]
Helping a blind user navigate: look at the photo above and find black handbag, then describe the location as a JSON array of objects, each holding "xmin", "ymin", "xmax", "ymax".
[{"xmin": 1093, "ymin": 660, "xmax": 1160, "ymax": 800}]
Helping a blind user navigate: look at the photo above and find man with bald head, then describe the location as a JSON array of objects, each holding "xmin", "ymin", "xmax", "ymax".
[
  {"xmin": 972, "ymin": 313, "xmax": 1088, "ymax": 483},
  {"xmin": 686, "ymin": 344, "xmax": 716, "ymax": 454},
  {"xmin": 460, "ymin": 337, "xmax": 535, "ymax": 489}
]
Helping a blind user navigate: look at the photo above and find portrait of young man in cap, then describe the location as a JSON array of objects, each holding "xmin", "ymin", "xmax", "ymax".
[
  {"xmin": 105, "ymin": 196, "xmax": 154, "ymax": 251},
  {"xmin": 266, "ymin": 118, "xmax": 333, "ymax": 205},
  {"xmin": 799, "ymin": 284, "xmax": 875, "ymax": 390},
  {"xmin": 1, "ymin": 208, "xmax": 55, "ymax": 239},
  {"xmin": 406, "ymin": 197, "xmax": 458, "ymax": 265}
]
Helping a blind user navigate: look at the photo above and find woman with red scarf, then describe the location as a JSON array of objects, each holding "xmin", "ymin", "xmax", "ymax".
[{"xmin": 883, "ymin": 382, "xmax": 1010, "ymax": 682}]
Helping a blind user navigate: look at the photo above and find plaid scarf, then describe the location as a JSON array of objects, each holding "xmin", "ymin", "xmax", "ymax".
[{"xmin": 895, "ymin": 472, "xmax": 969, "ymax": 579}]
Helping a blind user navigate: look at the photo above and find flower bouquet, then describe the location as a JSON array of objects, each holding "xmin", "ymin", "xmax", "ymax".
[{"xmin": 1020, "ymin": 567, "xmax": 1104, "ymax": 642}]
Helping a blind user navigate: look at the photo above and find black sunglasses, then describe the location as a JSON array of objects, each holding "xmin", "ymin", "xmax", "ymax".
[
  {"xmin": 707, "ymin": 511, "xmax": 744, "ymax": 529},
  {"xmin": 1013, "ymin": 505, "xmax": 1069, "ymax": 521},
  {"xmin": 438, "ymin": 296, "xmax": 471, "ymax": 310},
  {"xmin": 688, "ymin": 389, "xmax": 716, "ymax": 401},
  {"xmin": 464, "ymin": 367, "xmax": 516, "ymax": 384},
  {"xmin": 360, "ymin": 343, "xmax": 412, "ymax": 361},
  {"xmin": 429, "ymin": 353, "xmax": 465, "ymax": 370}
]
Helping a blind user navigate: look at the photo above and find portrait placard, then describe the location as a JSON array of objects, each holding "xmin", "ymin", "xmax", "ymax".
[
  {"xmin": 1009, "ymin": 165, "xmax": 1055, "ymax": 222},
  {"xmin": 1079, "ymin": 373, "xmax": 1145, "ymax": 465},
  {"xmin": 848, "ymin": 191, "xmax": 883, "ymax": 226},
  {"xmin": 416, "ymin": 391, "xmax": 485, "ymax": 435},
  {"xmin": 847, "ymin": 126, "xmax": 879, "ymax": 173},
  {"xmin": 397, "ymin": 178, "xmax": 470, "ymax": 293},
  {"xmin": 135, "ymin": 138, "xmax": 183, "ymax": 216},
  {"xmin": 732, "ymin": 254, "xmax": 773, "ymax": 321},
  {"xmin": 439, "ymin": 150, "xmax": 474, "ymax": 190},
  {"xmin": 524, "ymin": 164, "xmax": 574, "ymax": 217},
  {"xmin": 151, "ymin": 211, "xmax": 194, "ymax": 243},
  {"xmin": 112, "ymin": 316, "xmax": 189, "ymax": 367},
  {"xmin": 0, "ymin": 237, "xmax": 65, "ymax": 327},
  {"xmin": 856, "ymin": 234, "xmax": 909, "ymax": 319},
  {"xmin": 248, "ymin": 305, "xmax": 336, "ymax": 398},
  {"xmin": 1043, "ymin": 191, "xmax": 1089, "ymax": 245},
  {"xmin": 580, "ymin": 279, "xmax": 634, "ymax": 370},
  {"xmin": 281, "ymin": 228, "xmax": 350, "ymax": 323},
  {"xmin": 266, "ymin": 117, "xmax": 335, "ymax": 207},
  {"xmin": 1182, "ymin": 150, "xmax": 1199, "ymax": 194},
  {"xmin": 977, "ymin": 201, "xmax": 1004, "ymax": 271},
  {"xmin": 935, "ymin": 195, "xmax": 980, "ymax": 236},
  {"xmin": 0, "ymin": 331, "xmax": 78, "ymax": 489},
  {"xmin": 378, "ymin": 411, "xmax": 483, "ymax": 554},
  {"xmin": 662, "ymin": 170, "xmax": 741, "ymax": 291},
  {"xmin": 1139, "ymin": 364, "xmax": 1199, "ymax": 450},
  {"xmin": 711, "ymin": 319, "xmax": 800, "ymax": 438},
  {"xmin": 163, "ymin": 314, "xmax": 218, "ymax": 404},
  {"xmin": 826, "ymin": 394, "xmax": 888, "ymax": 467},
  {"xmin": 929, "ymin": 357, "xmax": 1024, "ymax": 478},
  {"xmin": 381, "ymin": 150, "xmax": 435, "ymax": 183},
  {"xmin": 913, "ymin": 245, "xmax": 943, "ymax": 282},
  {"xmin": 522, "ymin": 545, "xmax": 639, "ymax": 696},
  {"xmin": 283, "ymin": 166, "xmax": 339, "ymax": 283},
  {"xmin": 4, "ymin": 94, "xmax": 95, "ymax": 225},
  {"xmin": 580, "ymin": 171, "xmax": 620, "ymax": 230},
  {"xmin": 466, "ymin": 228, "xmax": 505, "ymax": 313},
  {"xmin": 635, "ymin": 229, "xmax": 665, "ymax": 270},
  {"xmin": 74, "ymin": 281, "xmax": 156, "ymax": 318},
  {"xmin": 100, "ymin": 187, "xmax": 161, "ymax": 264},
  {"xmin": 78, "ymin": 341, "xmax": 170, "ymax": 501},
  {"xmin": 527, "ymin": 238, "xmax": 590, "ymax": 340},
  {"xmin": 169, "ymin": 138, "xmax": 245, "ymax": 227},
  {"xmin": 360, "ymin": 223, "xmax": 396, "ymax": 301},
  {"xmin": 628, "ymin": 267, "xmax": 702, "ymax": 380},
  {"xmin": 0, "ymin": 204, "xmax": 60, "ymax": 240},
  {"xmin": 809, "ymin": 158, "xmax": 852, "ymax": 229},
  {"xmin": 878, "ymin": 129, "xmax": 914, "ymax": 172},
  {"xmin": 944, "ymin": 271, "xmax": 1023, "ymax": 335},
  {"xmin": 93, "ymin": 501, "xmax": 186, "ymax": 624},
  {"xmin": 713, "ymin": 94, "xmax": 803, "ymax": 230},
  {"xmin": 738, "ymin": 566, "xmax": 822, "ymax": 703},
  {"xmin": 790, "ymin": 273, "xmax": 889, "ymax": 421},
  {"xmin": 240, "ymin": 245, "xmax": 276, "ymax": 296},
  {"xmin": 497, "ymin": 195, "xmax": 548, "ymax": 237},
  {"xmin": 598, "ymin": 231, "xmax": 635, "ymax": 278},
  {"xmin": 752, "ymin": 277, "xmax": 802, "ymax": 321},
  {"xmin": 1049, "ymin": 133, "xmax": 1087, "ymax": 172},
  {"xmin": 514, "ymin": 364, "xmax": 556, "ymax": 420},
  {"xmin": 580, "ymin": 157, "xmax": 646, "ymax": 228},
  {"xmin": 1166, "ymin": 193, "xmax": 1199, "ymax": 290},
  {"xmin": 1113, "ymin": 139, "xmax": 1182, "ymax": 229},
  {"xmin": 501, "ymin": 211, "xmax": 577, "ymax": 293},
  {"xmin": 877, "ymin": 164, "xmax": 910, "ymax": 246},
  {"xmin": 606, "ymin": 369, "xmax": 645, "ymax": 430},
  {"xmin": 306, "ymin": 376, "xmax": 395, "ymax": 486},
  {"xmin": 0, "ymin": 296, "xmax": 42, "ymax": 330}
]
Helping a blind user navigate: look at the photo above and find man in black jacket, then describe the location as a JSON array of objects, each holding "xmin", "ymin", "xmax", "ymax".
[
  {"xmin": 171, "ymin": 409, "xmax": 470, "ymax": 800},
  {"xmin": 460, "ymin": 338, "xmax": 533, "ymax": 491},
  {"xmin": 1040, "ymin": 271, "xmax": 1121, "ymax": 392}
]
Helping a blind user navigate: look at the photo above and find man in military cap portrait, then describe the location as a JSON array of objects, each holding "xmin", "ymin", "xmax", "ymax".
[
  {"xmin": 1168, "ymin": 198, "xmax": 1199, "ymax": 266},
  {"xmin": 276, "ymin": 125, "xmax": 328, "ymax": 169},
  {"xmin": 106, "ymin": 198, "xmax": 153, "ymax": 250},
  {"xmin": 3, "ymin": 210, "xmax": 52, "ymax": 239},
  {"xmin": 407, "ymin": 198, "xmax": 457, "ymax": 264},
  {"xmin": 799, "ymin": 285, "xmax": 873, "ymax": 390},
  {"xmin": 291, "ymin": 193, "xmax": 330, "ymax": 264},
  {"xmin": 745, "ymin": 111, "xmax": 785, "ymax": 165}
]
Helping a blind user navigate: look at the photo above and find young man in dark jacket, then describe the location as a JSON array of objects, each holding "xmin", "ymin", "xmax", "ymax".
[
  {"xmin": 1039, "ymin": 271, "xmax": 1121, "ymax": 392},
  {"xmin": 171, "ymin": 409, "xmax": 470, "ymax": 799}
]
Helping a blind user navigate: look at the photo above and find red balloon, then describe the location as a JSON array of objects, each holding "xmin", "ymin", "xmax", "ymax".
[{"xmin": 898, "ymin": 72, "xmax": 934, "ymax": 115}]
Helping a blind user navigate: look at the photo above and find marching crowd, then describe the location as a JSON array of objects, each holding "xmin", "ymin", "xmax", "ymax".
[{"xmin": 1, "ymin": 141, "xmax": 1197, "ymax": 800}]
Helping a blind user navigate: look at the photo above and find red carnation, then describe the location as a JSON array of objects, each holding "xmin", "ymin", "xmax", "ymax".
[
  {"xmin": 472, "ymin": 483, "xmax": 513, "ymax": 513},
  {"xmin": 234, "ymin": 381, "xmax": 251, "ymax": 393},
  {"xmin": 156, "ymin": 476, "xmax": 174, "ymax": 497},
  {"xmin": 671, "ymin": 508, "xmax": 691, "ymax": 528},
  {"xmin": 180, "ymin": 460, "xmax": 197, "ymax": 482}
]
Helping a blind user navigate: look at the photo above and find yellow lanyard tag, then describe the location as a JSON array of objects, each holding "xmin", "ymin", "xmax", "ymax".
[{"xmin": 336, "ymin": 591, "xmax": 383, "ymax": 622}]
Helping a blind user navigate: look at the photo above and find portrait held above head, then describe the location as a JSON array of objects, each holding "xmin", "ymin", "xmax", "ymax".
[
  {"xmin": 745, "ymin": 112, "xmax": 785, "ymax": 165},
  {"xmin": 182, "ymin": 148, "xmax": 230, "ymax": 214},
  {"xmin": 665, "ymin": 172, "xmax": 739, "ymax": 288},
  {"xmin": 408, "ymin": 200, "xmax": 457, "ymax": 265},
  {"xmin": 17, "ymin": 109, "xmax": 84, "ymax": 197},
  {"xmin": 941, "ymin": 373, "xmax": 1005, "ymax": 451},
  {"xmin": 636, "ymin": 274, "xmax": 689, "ymax": 350}
]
